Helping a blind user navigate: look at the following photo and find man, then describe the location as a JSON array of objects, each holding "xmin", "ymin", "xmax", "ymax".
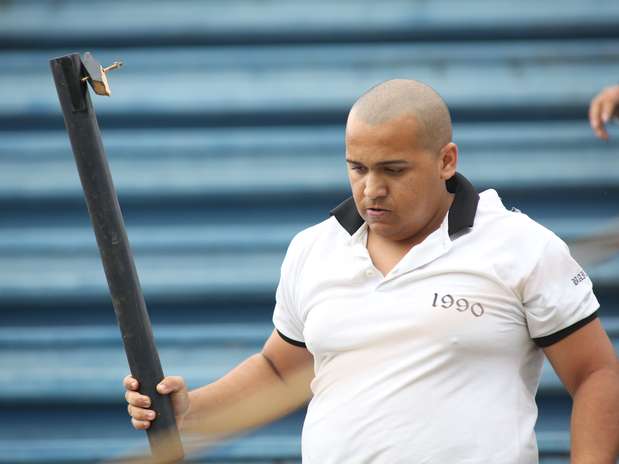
[
  {"xmin": 125, "ymin": 80, "xmax": 619, "ymax": 463},
  {"xmin": 589, "ymin": 84, "xmax": 619, "ymax": 140}
]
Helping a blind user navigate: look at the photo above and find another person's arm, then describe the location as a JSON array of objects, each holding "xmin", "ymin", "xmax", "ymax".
[
  {"xmin": 589, "ymin": 84, "xmax": 619, "ymax": 140},
  {"xmin": 543, "ymin": 318, "xmax": 619, "ymax": 464},
  {"xmin": 124, "ymin": 329, "xmax": 313, "ymax": 439}
]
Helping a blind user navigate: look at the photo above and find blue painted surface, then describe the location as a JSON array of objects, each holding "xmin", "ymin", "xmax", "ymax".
[{"xmin": 1, "ymin": 1, "xmax": 618, "ymax": 463}]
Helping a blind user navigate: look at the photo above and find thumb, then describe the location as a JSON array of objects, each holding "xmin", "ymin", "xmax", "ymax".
[
  {"xmin": 157, "ymin": 376, "xmax": 190, "ymax": 417},
  {"xmin": 157, "ymin": 375, "xmax": 186, "ymax": 394}
]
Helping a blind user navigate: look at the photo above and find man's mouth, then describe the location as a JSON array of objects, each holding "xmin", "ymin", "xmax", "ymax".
[{"xmin": 366, "ymin": 207, "xmax": 390, "ymax": 218}]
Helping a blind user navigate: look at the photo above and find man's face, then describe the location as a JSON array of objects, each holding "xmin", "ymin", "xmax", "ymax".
[{"xmin": 345, "ymin": 113, "xmax": 456, "ymax": 243}]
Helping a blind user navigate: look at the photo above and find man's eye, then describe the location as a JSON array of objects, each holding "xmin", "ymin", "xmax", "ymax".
[
  {"xmin": 385, "ymin": 168, "xmax": 403, "ymax": 174},
  {"xmin": 350, "ymin": 165, "xmax": 365, "ymax": 172}
]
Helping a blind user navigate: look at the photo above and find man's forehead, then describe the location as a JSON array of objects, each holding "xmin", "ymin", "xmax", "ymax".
[
  {"xmin": 346, "ymin": 110, "xmax": 422, "ymax": 130},
  {"xmin": 346, "ymin": 112, "xmax": 426, "ymax": 144}
]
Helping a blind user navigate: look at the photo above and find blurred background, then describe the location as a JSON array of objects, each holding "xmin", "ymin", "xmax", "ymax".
[{"xmin": 0, "ymin": 0, "xmax": 618, "ymax": 463}]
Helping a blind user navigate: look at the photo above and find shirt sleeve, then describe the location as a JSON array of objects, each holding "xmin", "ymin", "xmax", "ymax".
[
  {"xmin": 522, "ymin": 233, "xmax": 600, "ymax": 347},
  {"xmin": 272, "ymin": 234, "xmax": 307, "ymax": 347}
]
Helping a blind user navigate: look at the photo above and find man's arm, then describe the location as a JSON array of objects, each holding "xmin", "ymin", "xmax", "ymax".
[
  {"xmin": 125, "ymin": 329, "xmax": 313, "ymax": 439},
  {"xmin": 543, "ymin": 318, "xmax": 619, "ymax": 464}
]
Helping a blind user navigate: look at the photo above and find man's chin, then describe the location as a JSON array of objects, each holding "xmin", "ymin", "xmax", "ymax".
[{"xmin": 367, "ymin": 221, "xmax": 399, "ymax": 238}]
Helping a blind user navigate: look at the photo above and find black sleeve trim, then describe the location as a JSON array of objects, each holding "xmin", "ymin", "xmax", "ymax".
[
  {"xmin": 533, "ymin": 311, "xmax": 599, "ymax": 348},
  {"xmin": 277, "ymin": 330, "xmax": 307, "ymax": 348}
]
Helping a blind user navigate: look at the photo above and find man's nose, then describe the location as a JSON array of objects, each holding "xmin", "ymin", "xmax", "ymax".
[{"xmin": 363, "ymin": 172, "xmax": 387, "ymax": 199}]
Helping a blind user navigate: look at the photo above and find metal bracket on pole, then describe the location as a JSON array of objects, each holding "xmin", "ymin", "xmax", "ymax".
[
  {"xmin": 50, "ymin": 52, "xmax": 184, "ymax": 463},
  {"xmin": 80, "ymin": 51, "xmax": 123, "ymax": 96}
]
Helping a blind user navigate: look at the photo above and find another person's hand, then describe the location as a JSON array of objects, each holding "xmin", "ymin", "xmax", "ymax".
[
  {"xmin": 124, "ymin": 374, "xmax": 190, "ymax": 430},
  {"xmin": 589, "ymin": 84, "xmax": 619, "ymax": 140}
]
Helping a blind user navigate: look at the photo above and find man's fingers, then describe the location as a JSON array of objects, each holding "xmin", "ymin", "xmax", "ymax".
[
  {"xmin": 125, "ymin": 390, "xmax": 151, "ymax": 408},
  {"xmin": 601, "ymin": 100, "xmax": 616, "ymax": 123},
  {"xmin": 596, "ymin": 125, "xmax": 609, "ymax": 141},
  {"xmin": 131, "ymin": 418, "xmax": 151, "ymax": 430},
  {"xmin": 589, "ymin": 99, "xmax": 609, "ymax": 140},
  {"xmin": 589, "ymin": 98, "xmax": 602, "ymax": 127},
  {"xmin": 124, "ymin": 375, "xmax": 188, "ymax": 429},
  {"xmin": 589, "ymin": 85, "xmax": 619, "ymax": 140},
  {"xmin": 157, "ymin": 375, "xmax": 186, "ymax": 394},
  {"xmin": 123, "ymin": 374, "xmax": 139, "ymax": 391},
  {"xmin": 128, "ymin": 404, "xmax": 157, "ymax": 421},
  {"xmin": 156, "ymin": 376, "xmax": 190, "ymax": 420},
  {"xmin": 596, "ymin": 100, "xmax": 614, "ymax": 140},
  {"xmin": 589, "ymin": 97, "xmax": 602, "ymax": 125}
]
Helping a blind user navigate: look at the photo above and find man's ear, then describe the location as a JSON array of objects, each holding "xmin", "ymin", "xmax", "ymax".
[{"xmin": 439, "ymin": 142, "xmax": 458, "ymax": 180}]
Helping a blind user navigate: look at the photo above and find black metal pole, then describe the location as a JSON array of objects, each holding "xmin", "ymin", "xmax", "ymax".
[{"xmin": 50, "ymin": 53, "xmax": 184, "ymax": 462}]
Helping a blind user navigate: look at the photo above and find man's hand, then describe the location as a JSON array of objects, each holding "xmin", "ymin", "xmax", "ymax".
[
  {"xmin": 124, "ymin": 375, "xmax": 190, "ymax": 430},
  {"xmin": 122, "ymin": 330, "xmax": 312, "ymax": 444},
  {"xmin": 589, "ymin": 84, "xmax": 619, "ymax": 140}
]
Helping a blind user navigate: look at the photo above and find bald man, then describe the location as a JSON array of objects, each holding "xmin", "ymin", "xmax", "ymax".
[{"xmin": 124, "ymin": 80, "xmax": 619, "ymax": 463}]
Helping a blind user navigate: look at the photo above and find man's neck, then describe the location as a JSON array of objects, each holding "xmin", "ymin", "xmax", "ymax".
[{"xmin": 366, "ymin": 193, "xmax": 454, "ymax": 275}]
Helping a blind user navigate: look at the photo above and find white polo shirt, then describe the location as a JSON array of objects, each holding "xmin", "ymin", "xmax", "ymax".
[{"xmin": 273, "ymin": 173, "xmax": 599, "ymax": 464}]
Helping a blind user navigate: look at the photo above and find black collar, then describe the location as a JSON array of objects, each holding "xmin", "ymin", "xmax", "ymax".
[{"xmin": 329, "ymin": 172, "xmax": 479, "ymax": 237}]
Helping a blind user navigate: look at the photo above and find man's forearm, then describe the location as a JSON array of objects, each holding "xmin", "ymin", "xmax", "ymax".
[
  {"xmin": 570, "ymin": 366, "xmax": 619, "ymax": 463},
  {"xmin": 179, "ymin": 353, "xmax": 312, "ymax": 439}
]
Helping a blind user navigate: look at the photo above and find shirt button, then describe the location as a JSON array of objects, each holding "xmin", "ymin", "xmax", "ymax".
[{"xmin": 365, "ymin": 269, "xmax": 375, "ymax": 277}]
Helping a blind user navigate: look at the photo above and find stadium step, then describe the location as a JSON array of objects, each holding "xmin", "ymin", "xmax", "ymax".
[
  {"xmin": 2, "ymin": 40, "xmax": 619, "ymax": 130},
  {"xmin": 1, "ymin": 0, "xmax": 619, "ymax": 49}
]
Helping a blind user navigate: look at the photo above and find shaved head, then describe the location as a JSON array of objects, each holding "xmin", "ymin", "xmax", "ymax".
[{"xmin": 348, "ymin": 79, "xmax": 452, "ymax": 153}]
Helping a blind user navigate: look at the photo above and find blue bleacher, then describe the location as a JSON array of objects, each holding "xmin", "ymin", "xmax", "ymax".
[{"xmin": 1, "ymin": 1, "xmax": 618, "ymax": 463}]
